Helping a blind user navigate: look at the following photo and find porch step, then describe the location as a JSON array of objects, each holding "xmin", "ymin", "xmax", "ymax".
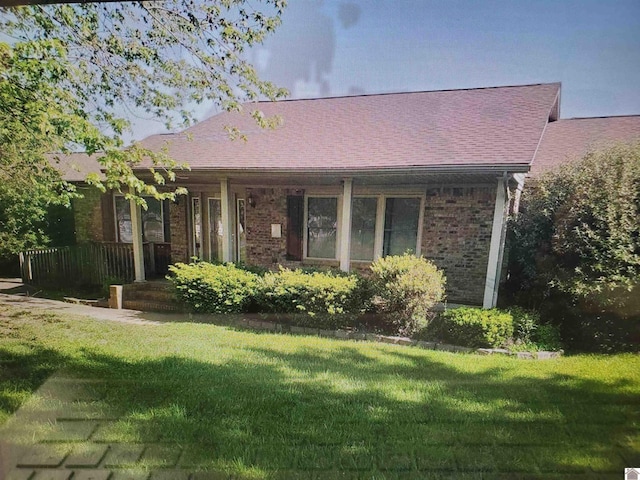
[
  {"xmin": 121, "ymin": 281, "xmax": 183, "ymax": 312},
  {"xmin": 123, "ymin": 300, "xmax": 183, "ymax": 312}
]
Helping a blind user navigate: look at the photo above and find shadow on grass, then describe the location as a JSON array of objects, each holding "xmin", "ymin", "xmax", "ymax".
[{"xmin": 1, "ymin": 336, "xmax": 638, "ymax": 478}]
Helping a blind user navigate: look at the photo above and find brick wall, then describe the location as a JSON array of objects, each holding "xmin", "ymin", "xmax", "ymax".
[
  {"xmin": 170, "ymin": 196, "xmax": 189, "ymax": 264},
  {"xmin": 244, "ymin": 187, "xmax": 304, "ymax": 269},
  {"xmin": 421, "ymin": 186, "xmax": 496, "ymax": 305},
  {"xmin": 73, "ymin": 187, "xmax": 105, "ymax": 242}
]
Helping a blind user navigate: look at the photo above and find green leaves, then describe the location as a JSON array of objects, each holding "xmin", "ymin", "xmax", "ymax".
[{"xmin": 508, "ymin": 143, "xmax": 640, "ymax": 301}]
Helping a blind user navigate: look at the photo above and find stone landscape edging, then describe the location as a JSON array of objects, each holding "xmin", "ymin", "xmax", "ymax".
[{"xmin": 232, "ymin": 316, "xmax": 563, "ymax": 360}]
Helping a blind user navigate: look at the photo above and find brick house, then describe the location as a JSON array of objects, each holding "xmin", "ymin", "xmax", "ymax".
[{"xmin": 60, "ymin": 83, "xmax": 640, "ymax": 307}]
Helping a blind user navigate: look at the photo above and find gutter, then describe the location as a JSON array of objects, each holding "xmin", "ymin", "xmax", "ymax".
[{"xmin": 130, "ymin": 164, "xmax": 532, "ymax": 176}]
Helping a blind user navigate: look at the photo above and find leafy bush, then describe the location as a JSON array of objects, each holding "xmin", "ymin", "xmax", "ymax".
[
  {"xmin": 429, "ymin": 307, "xmax": 514, "ymax": 348},
  {"xmin": 168, "ymin": 262, "xmax": 259, "ymax": 313},
  {"xmin": 505, "ymin": 143, "xmax": 640, "ymax": 351},
  {"xmin": 509, "ymin": 307, "xmax": 562, "ymax": 351},
  {"xmin": 368, "ymin": 254, "xmax": 446, "ymax": 336},
  {"xmin": 255, "ymin": 267, "xmax": 363, "ymax": 317}
]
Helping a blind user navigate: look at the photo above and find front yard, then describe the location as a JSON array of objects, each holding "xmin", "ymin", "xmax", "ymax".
[{"xmin": 1, "ymin": 304, "xmax": 638, "ymax": 478}]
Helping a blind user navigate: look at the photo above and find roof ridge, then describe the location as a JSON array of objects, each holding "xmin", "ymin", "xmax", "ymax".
[{"xmin": 257, "ymin": 82, "xmax": 562, "ymax": 104}]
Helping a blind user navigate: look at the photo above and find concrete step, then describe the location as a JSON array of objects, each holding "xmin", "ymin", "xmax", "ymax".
[
  {"xmin": 123, "ymin": 288, "xmax": 177, "ymax": 303},
  {"xmin": 123, "ymin": 300, "xmax": 184, "ymax": 312}
]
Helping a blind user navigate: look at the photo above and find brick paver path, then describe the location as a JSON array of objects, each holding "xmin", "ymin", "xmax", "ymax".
[{"xmin": 0, "ymin": 374, "xmax": 205, "ymax": 480}]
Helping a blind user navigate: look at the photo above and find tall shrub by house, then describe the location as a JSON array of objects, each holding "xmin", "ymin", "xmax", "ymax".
[{"xmin": 506, "ymin": 143, "xmax": 640, "ymax": 351}]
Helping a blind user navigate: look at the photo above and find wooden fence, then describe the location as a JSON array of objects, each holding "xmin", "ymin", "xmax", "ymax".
[{"xmin": 19, "ymin": 242, "xmax": 171, "ymax": 287}]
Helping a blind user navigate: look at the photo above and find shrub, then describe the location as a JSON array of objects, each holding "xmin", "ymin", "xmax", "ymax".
[
  {"xmin": 429, "ymin": 307, "xmax": 513, "ymax": 348},
  {"xmin": 509, "ymin": 307, "xmax": 562, "ymax": 351},
  {"xmin": 368, "ymin": 254, "xmax": 446, "ymax": 336},
  {"xmin": 505, "ymin": 142, "xmax": 640, "ymax": 351},
  {"xmin": 168, "ymin": 262, "xmax": 259, "ymax": 313},
  {"xmin": 255, "ymin": 267, "xmax": 363, "ymax": 317}
]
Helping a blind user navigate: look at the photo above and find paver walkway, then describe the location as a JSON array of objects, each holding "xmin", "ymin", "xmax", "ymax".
[{"xmin": 0, "ymin": 373, "xmax": 221, "ymax": 480}]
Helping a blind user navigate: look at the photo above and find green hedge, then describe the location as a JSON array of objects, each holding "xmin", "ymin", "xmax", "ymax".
[
  {"xmin": 255, "ymin": 267, "xmax": 363, "ymax": 316},
  {"xmin": 168, "ymin": 262, "xmax": 259, "ymax": 313},
  {"xmin": 429, "ymin": 307, "xmax": 514, "ymax": 348}
]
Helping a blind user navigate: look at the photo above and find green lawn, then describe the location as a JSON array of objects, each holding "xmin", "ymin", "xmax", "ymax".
[{"xmin": 1, "ymin": 305, "xmax": 639, "ymax": 479}]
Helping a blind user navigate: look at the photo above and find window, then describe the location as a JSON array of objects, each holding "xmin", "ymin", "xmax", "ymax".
[
  {"xmin": 350, "ymin": 197, "xmax": 377, "ymax": 261},
  {"xmin": 383, "ymin": 197, "xmax": 421, "ymax": 256},
  {"xmin": 115, "ymin": 196, "xmax": 164, "ymax": 243},
  {"xmin": 306, "ymin": 197, "xmax": 338, "ymax": 259}
]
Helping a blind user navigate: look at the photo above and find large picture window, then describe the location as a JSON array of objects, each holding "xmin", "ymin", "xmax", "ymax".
[
  {"xmin": 115, "ymin": 196, "xmax": 164, "ymax": 243},
  {"xmin": 307, "ymin": 197, "xmax": 338, "ymax": 259}
]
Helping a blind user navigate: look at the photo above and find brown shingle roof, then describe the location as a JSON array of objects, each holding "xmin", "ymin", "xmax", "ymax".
[
  {"xmin": 50, "ymin": 152, "xmax": 104, "ymax": 182},
  {"xmin": 531, "ymin": 116, "xmax": 640, "ymax": 175},
  {"xmin": 138, "ymin": 83, "xmax": 560, "ymax": 173}
]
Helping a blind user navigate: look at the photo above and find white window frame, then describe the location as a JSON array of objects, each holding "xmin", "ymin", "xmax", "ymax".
[
  {"xmin": 303, "ymin": 195, "xmax": 342, "ymax": 261},
  {"xmin": 113, "ymin": 194, "xmax": 165, "ymax": 244},
  {"xmin": 349, "ymin": 195, "xmax": 379, "ymax": 262}
]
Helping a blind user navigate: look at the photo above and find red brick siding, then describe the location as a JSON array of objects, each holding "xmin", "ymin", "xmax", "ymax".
[
  {"xmin": 421, "ymin": 186, "xmax": 495, "ymax": 305},
  {"xmin": 244, "ymin": 187, "xmax": 305, "ymax": 269},
  {"xmin": 170, "ymin": 196, "xmax": 189, "ymax": 264},
  {"xmin": 73, "ymin": 187, "xmax": 106, "ymax": 242}
]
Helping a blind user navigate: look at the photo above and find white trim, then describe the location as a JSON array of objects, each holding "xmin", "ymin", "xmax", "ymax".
[
  {"xmin": 207, "ymin": 196, "xmax": 222, "ymax": 263},
  {"xmin": 339, "ymin": 178, "xmax": 353, "ymax": 271},
  {"xmin": 129, "ymin": 190, "xmax": 145, "ymax": 282},
  {"xmin": 220, "ymin": 178, "xmax": 233, "ymax": 263},
  {"xmin": 483, "ymin": 175, "xmax": 508, "ymax": 308}
]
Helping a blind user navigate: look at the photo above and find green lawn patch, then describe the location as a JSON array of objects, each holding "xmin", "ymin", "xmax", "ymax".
[{"xmin": 1, "ymin": 305, "xmax": 638, "ymax": 478}]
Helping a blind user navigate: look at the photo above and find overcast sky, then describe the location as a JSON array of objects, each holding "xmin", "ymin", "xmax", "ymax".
[{"xmin": 133, "ymin": 0, "xmax": 640, "ymax": 139}]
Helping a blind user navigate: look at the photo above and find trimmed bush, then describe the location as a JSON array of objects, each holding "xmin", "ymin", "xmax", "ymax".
[
  {"xmin": 368, "ymin": 254, "xmax": 446, "ymax": 336},
  {"xmin": 429, "ymin": 307, "xmax": 513, "ymax": 348},
  {"xmin": 168, "ymin": 262, "xmax": 259, "ymax": 313},
  {"xmin": 255, "ymin": 267, "xmax": 363, "ymax": 317}
]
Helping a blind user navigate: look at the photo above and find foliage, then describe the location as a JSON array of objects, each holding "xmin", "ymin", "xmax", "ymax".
[
  {"xmin": 368, "ymin": 254, "xmax": 446, "ymax": 336},
  {"xmin": 0, "ymin": 40, "xmax": 88, "ymax": 258},
  {"xmin": 255, "ymin": 267, "xmax": 363, "ymax": 317},
  {"xmin": 0, "ymin": 2, "xmax": 287, "ymax": 259},
  {"xmin": 508, "ymin": 143, "xmax": 640, "ymax": 300},
  {"xmin": 429, "ymin": 307, "xmax": 514, "ymax": 348},
  {"xmin": 509, "ymin": 307, "xmax": 563, "ymax": 351},
  {"xmin": 506, "ymin": 143, "xmax": 640, "ymax": 351},
  {"xmin": 168, "ymin": 262, "xmax": 259, "ymax": 313}
]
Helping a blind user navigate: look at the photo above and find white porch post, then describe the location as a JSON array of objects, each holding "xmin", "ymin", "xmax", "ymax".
[
  {"xmin": 129, "ymin": 192, "xmax": 145, "ymax": 282},
  {"xmin": 483, "ymin": 174, "xmax": 509, "ymax": 308},
  {"xmin": 339, "ymin": 178, "xmax": 353, "ymax": 272},
  {"xmin": 220, "ymin": 178, "xmax": 233, "ymax": 263}
]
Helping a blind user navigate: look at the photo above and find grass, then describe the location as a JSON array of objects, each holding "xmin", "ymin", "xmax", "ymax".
[{"xmin": 1, "ymin": 304, "xmax": 639, "ymax": 479}]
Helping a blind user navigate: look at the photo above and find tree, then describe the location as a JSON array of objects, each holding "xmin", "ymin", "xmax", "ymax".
[
  {"xmin": 506, "ymin": 143, "xmax": 640, "ymax": 351},
  {"xmin": 0, "ymin": 1, "xmax": 288, "ymax": 259}
]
